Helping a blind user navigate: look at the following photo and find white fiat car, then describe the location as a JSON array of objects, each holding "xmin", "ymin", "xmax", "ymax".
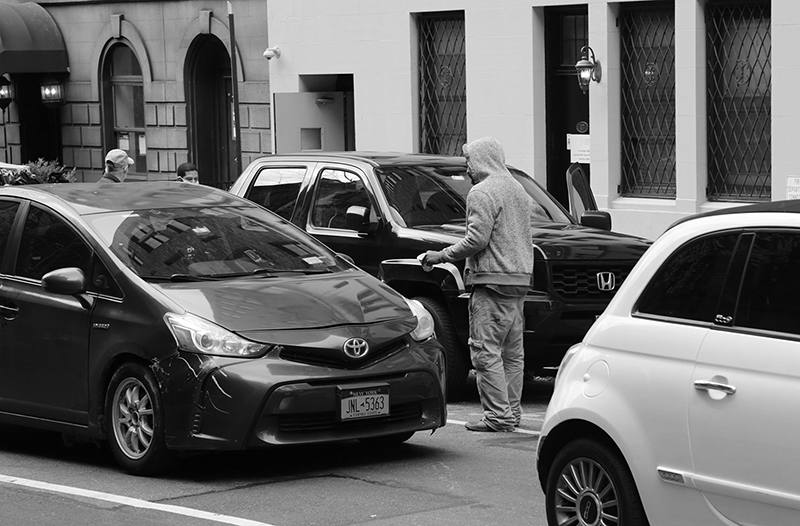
[{"xmin": 537, "ymin": 200, "xmax": 800, "ymax": 526}]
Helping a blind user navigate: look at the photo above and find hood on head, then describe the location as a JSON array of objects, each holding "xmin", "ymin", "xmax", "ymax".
[{"xmin": 462, "ymin": 136, "xmax": 508, "ymax": 183}]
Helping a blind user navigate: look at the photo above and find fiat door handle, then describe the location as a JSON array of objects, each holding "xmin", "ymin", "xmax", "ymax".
[{"xmin": 694, "ymin": 380, "xmax": 736, "ymax": 395}]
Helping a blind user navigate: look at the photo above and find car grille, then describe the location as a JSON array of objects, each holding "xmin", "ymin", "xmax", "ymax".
[
  {"xmin": 277, "ymin": 401, "xmax": 422, "ymax": 433},
  {"xmin": 551, "ymin": 263, "xmax": 635, "ymax": 301},
  {"xmin": 279, "ymin": 340, "xmax": 407, "ymax": 369}
]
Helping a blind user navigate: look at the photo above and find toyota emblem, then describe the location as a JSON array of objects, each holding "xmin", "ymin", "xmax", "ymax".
[{"xmin": 343, "ymin": 338, "xmax": 369, "ymax": 359}]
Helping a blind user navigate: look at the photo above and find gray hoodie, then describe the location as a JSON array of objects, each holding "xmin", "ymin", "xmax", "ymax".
[{"xmin": 440, "ymin": 137, "xmax": 534, "ymax": 288}]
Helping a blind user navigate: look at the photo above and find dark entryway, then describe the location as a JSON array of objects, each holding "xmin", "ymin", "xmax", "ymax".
[
  {"xmin": 15, "ymin": 74, "xmax": 61, "ymax": 165},
  {"xmin": 186, "ymin": 36, "xmax": 235, "ymax": 187},
  {"xmin": 544, "ymin": 6, "xmax": 589, "ymax": 209}
]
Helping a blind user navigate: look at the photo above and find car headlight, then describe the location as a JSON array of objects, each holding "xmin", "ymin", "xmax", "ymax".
[
  {"xmin": 165, "ymin": 312, "xmax": 268, "ymax": 357},
  {"xmin": 405, "ymin": 298, "xmax": 435, "ymax": 341}
]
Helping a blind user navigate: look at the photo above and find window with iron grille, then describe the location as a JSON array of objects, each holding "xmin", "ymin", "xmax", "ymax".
[
  {"xmin": 418, "ymin": 12, "xmax": 466, "ymax": 156},
  {"xmin": 706, "ymin": 0, "xmax": 771, "ymax": 201},
  {"xmin": 620, "ymin": 2, "xmax": 676, "ymax": 198}
]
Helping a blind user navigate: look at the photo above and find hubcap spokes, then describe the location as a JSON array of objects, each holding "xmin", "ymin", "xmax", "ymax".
[{"xmin": 554, "ymin": 457, "xmax": 619, "ymax": 526}]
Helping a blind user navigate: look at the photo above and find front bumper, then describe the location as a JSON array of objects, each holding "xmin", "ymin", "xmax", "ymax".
[{"xmin": 157, "ymin": 338, "xmax": 446, "ymax": 450}]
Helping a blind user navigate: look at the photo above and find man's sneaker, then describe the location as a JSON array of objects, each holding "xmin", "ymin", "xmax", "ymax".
[{"xmin": 465, "ymin": 420, "xmax": 513, "ymax": 432}]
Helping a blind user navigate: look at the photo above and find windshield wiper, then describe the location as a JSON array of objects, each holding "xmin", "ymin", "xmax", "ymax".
[{"xmin": 140, "ymin": 274, "xmax": 221, "ymax": 282}]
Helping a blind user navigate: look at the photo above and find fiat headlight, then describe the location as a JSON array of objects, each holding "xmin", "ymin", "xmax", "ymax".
[
  {"xmin": 165, "ymin": 312, "xmax": 268, "ymax": 357},
  {"xmin": 405, "ymin": 298, "xmax": 435, "ymax": 341}
]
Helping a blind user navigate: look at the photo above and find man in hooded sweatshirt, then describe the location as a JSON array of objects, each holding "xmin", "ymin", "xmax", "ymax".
[{"xmin": 422, "ymin": 137, "xmax": 534, "ymax": 432}]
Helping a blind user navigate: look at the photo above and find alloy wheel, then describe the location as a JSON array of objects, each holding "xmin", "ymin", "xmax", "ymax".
[
  {"xmin": 554, "ymin": 456, "xmax": 619, "ymax": 526},
  {"xmin": 111, "ymin": 377, "xmax": 154, "ymax": 460}
]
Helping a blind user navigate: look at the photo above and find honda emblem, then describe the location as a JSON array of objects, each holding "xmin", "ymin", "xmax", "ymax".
[{"xmin": 596, "ymin": 272, "xmax": 616, "ymax": 291}]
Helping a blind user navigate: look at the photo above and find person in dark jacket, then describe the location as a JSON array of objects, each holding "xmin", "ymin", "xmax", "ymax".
[
  {"xmin": 422, "ymin": 137, "xmax": 534, "ymax": 432},
  {"xmin": 100, "ymin": 149, "xmax": 134, "ymax": 183}
]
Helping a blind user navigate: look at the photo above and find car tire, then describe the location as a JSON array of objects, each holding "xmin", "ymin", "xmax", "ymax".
[
  {"xmin": 412, "ymin": 296, "xmax": 468, "ymax": 399},
  {"xmin": 546, "ymin": 438, "xmax": 649, "ymax": 526},
  {"xmin": 105, "ymin": 362, "xmax": 175, "ymax": 476},
  {"xmin": 358, "ymin": 431, "xmax": 415, "ymax": 446}
]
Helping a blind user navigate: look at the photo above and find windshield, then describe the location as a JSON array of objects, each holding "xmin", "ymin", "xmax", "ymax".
[
  {"xmin": 376, "ymin": 164, "xmax": 573, "ymax": 227},
  {"xmin": 86, "ymin": 206, "xmax": 347, "ymax": 279}
]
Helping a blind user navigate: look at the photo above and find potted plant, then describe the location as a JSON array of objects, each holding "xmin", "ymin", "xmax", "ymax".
[{"xmin": 2, "ymin": 158, "xmax": 76, "ymax": 185}]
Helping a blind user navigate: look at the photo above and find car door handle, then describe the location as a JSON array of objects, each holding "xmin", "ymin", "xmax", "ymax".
[{"xmin": 694, "ymin": 380, "xmax": 736, "ymax": 395}]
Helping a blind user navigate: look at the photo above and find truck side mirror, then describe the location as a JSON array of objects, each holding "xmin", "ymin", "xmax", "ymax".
[
  {"xmin": 580, "ymin": 210, "xmax": 612, "ymax": 231},
  {"xmin": 346, "ymin": 205, "xmax": 380, "ymax": 235}
]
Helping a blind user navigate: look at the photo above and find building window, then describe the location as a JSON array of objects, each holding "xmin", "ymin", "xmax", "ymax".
[
  {"xmin": 102, "ymin": 44, "xmax": 145, "ymax": 176},
  {"xmin": 706, "ymin": 0, "xmax": 771, "ymax": 201},
  {"xmin": 418, "ymin": 11, "xmax": 466, "ymax": 156},
  {"xmin": 620, "ymin": 2, "xmax": 676, "ymax": 198}
]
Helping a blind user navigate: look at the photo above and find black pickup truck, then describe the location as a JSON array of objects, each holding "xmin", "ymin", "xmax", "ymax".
[{"xmin": 229, "ymin": 153, "xmax": 651, "ymax": 397}]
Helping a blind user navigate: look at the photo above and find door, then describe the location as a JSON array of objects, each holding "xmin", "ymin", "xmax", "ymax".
[
  {"xmin": 688, "ymin": 231, "xmax": 800, "ymax": 524},
  {"xmin": 188, "ymin": 35, "xmax": 235, "ymax": 186},
  {"xmin": 274, "ymin": 92, "xmax": 348, "ymax": 154},
  {"xmin": 304, "ymin": 165, "xmax": 382, "ymax": 275},
  {"xmin": 545, "ymin": 7, "xmax": 589, "ymax": 208},
  {"xmin": 0, "ymin": 204, "xmax": 92, "ymax": 424}
]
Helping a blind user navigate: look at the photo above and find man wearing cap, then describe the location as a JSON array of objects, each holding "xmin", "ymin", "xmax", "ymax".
[{"xmin": 101, "ymin": 149, "xmax": 134, "ymax": 183}]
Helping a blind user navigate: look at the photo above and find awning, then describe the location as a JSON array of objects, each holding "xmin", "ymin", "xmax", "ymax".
[{"xmin": 0, "ymin": 3, "xmax": 68, "ymax": 75}]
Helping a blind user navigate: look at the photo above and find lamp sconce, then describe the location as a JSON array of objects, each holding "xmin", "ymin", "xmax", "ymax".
[
  {"xmin": 315, "ymin": 97, "xmax": 333, "ymax": 106},
  {"xmin": 0, "ymin": 75, "xmax": 14, "ymax": 111},
  {"xmin": 263, "ymin": 46, "xmax": 281, "ymax": 60},
  {"xmin": 575, "ymin": 46, "xmax": 601, "ymax": 93},
  {"xmin": 40, "ymin": 77, "xmax": 65, "ymax": 107}
]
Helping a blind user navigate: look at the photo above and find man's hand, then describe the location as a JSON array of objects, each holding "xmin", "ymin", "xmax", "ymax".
[{"xmin": 417, "ymin": 251, "xmax": 443, "ymax": 271}]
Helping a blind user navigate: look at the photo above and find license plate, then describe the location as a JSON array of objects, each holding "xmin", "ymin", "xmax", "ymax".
[{"xmin": 338, "ymin": 384, "xmax": 390, "ymax": 421}]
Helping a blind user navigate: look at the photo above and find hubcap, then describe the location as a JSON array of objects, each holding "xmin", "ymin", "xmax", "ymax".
[
  {"xmin": 112, "ymin": 378, "xmax": 154, "ymax": 460},
  {"xmin": 554, "ymin": 457, "xmax": 619, "ymax": 526}
]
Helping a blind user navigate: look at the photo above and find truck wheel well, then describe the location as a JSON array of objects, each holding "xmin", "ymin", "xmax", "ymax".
[{"xmin": 387, "ymin": 280, "xmax": 444, "ymax": 303}]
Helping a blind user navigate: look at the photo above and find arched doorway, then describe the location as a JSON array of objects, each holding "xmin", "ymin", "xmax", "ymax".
[{"xmin": 186, "ymin": 35, "xmax": 235, "ymax": 187}]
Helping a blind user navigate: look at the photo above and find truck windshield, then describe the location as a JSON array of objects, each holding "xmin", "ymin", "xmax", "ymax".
[{"xmin": 376, "ymin": 164, "xmax": 573, "ymax": 227}]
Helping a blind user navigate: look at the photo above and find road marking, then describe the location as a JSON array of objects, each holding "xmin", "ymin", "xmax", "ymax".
[
  {"xmin": 447, "ymin": 419, "xmax": 540, "ymax": 436},
  {"xmin": 0, "ymin": 474, "xmax": 274, "ymax": 526}
]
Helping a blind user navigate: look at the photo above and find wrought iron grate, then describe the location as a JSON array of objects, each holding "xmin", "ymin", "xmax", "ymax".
[
  {"xmin": 418, "ymin": 12, "xmax": 466, "ymax": 156},
  {"xmin": 620, "ymin": 3, "xmax": 676, "ymax": 198},
  {"xmin": 706, "ymin": 0, "xmax": 771, "ymax": 201}
]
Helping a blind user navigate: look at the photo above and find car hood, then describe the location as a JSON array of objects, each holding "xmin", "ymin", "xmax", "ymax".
[
  {"xmin": 151, "ymin": 271, "xmax": 411, "ymax": 332},
  {"xmin": 414, "ymin": 223, "xmax": 652, "ymax": 260}
]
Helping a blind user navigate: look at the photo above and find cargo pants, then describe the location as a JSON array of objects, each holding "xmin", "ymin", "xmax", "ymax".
[{"xmin": 468, "ymin": 285, "xmax": 525, "ymax": 432}]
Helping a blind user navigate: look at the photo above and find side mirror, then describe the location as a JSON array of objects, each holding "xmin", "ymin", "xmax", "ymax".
[
  {"xmin": 337, "ymin": 252, "xmax": 356, "ymax": 266},
  {"xmin": 346, "ymin": 205, "xmax": 380, "ymax": 235},
  {"xmin": 580, "ymin": 210, "xmax": 612, "ymax": 231},
  {"xmin": 42, "ymin": 267, "xmax": 87, "ymax": 295}
]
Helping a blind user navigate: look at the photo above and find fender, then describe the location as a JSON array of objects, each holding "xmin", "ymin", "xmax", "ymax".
[{"xmin": 379, "ymin": 258, "xmax": 466, "ymax": 295}]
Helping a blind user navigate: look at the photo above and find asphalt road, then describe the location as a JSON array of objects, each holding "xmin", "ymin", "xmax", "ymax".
[{"xmin": 0, "ymin": 374, "xmax": 554, "ymax": 526}]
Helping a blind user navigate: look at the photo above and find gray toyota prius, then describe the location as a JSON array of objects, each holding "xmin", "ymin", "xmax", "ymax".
[{"xmin": 0, "ymin": 182, "xmax": 445, "ymax": 475}]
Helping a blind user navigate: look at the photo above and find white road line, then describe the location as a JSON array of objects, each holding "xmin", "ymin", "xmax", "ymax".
[
  {"xmin": 0, "ymin": 474, "xmax": 274, "ymax": 526},
  {"xmin": 447, "ymin": 419, "xmax": 540, "ymax": 436}
]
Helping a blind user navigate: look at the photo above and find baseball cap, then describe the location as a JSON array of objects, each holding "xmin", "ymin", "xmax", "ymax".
[{"xmin": 105, "ymin": 149, "xmax": 134, "ymax": 166}]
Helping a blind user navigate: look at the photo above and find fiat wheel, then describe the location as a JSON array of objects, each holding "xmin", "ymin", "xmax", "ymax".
[
  {"xmin": 105, "ymin": 362, "xmax": 174, "ymax": 476},
  {"xmin": 546, "ymin": 439, "xmax": 648, "ymax": 526}
]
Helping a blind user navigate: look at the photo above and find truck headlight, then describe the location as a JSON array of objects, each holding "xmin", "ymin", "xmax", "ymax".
[{"xmin": 405, "ymin": 298, "xmax": 435, "ymax": 341}]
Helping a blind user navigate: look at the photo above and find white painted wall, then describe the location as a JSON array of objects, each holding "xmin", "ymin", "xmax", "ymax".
[{"xmin": 266, "ymin": 0, "xmax": 800, "ymax": 241}]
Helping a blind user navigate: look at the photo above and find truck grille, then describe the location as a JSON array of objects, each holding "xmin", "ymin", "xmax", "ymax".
[{"xmin": 551, "ymin": 263, "xmax": 635, "ymax": 301}]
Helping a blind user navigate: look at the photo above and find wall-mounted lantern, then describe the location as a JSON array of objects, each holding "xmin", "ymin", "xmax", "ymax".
[
  {"xmin": 40, "ymin": 77, "xmax": 65, "ymax": 107},
  {"xmin": 575, "ymin": 46, "xmax": 602, "ymax": 93},
  {"xmin": 0, "ymin": 76, "xmax": 14, "ymax": 111}
]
